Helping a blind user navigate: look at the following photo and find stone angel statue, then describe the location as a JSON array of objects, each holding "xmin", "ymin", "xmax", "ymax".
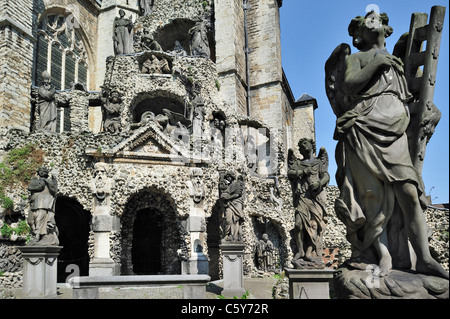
[
  {"xmin": 287, "ymin": 138, "xmax": 329, "ymax": 268},
  {"xmin": 324, "ymin": 10, "xmax": 448, "ymax": 279}
]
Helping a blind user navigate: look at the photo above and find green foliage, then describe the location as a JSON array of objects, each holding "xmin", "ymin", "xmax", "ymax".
[
  {"xmin": 218, "ymin": 290, "xmax": 250, "ymax": 299},
  {"xmin": 0, "ymin": 144, "xmax": 44, "ymax": 213},
  {"xmin": 1, "ymin": 220, "xmax": 31, "ymax": 236},
  {"xmin": 215, "ymin": 78, "xmax": 221, "ymax": 91},
  {"xmin": 0, "ymin": 220, "xmax": 31, "ymax": 240}
]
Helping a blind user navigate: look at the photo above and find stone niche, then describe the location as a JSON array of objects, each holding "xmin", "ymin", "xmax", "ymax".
[
  {"xmin": 120, "ymin": 188, "xmax": 188, "ymax": 275},
  {"xmin": 150, "ymin": 18, "xmax": 216, "ymax": 62},
  {"xmin": 129, "ymin": 93, "xmax": 186, "ymax": 124},
  {"xmin": 249, "ymin": 216, "xmax": 283, "ymax": 275}
]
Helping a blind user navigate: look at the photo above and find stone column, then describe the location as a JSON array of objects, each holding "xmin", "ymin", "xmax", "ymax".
[
  {"xmin": 89, "ymin": 163, "xmax": 119, "ymax": 276},
  {"xmin": 18, "ymin": 246, "xmax": 62, "ymax": 299},
  {"xmin": 285, "ymin": 268, "xmax": 335, "ymax": 299},
  {"xmin": 220, "ymin": 242, "xmax": 246, "ymax": 298},
  {"xmin": 183, "ymin": 168, "xmax": 209, "ymax": 275}
]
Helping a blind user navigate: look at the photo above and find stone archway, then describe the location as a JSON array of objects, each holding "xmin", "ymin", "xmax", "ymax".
[
  {"xmin": 54, "ymin": 197, "xmax": 91, "ymax": 283},
  {"xmin": 131, "ymin": 208, "xmax": 163, "ymax": 274},
  {"xmin": 120, "ymin": 189, "xmax": 186, "ymax": 275}
]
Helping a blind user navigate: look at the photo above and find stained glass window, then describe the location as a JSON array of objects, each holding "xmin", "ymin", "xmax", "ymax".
[{"xmin": 33, "ymin": 13, "xmax": 89, "ymax": 90}]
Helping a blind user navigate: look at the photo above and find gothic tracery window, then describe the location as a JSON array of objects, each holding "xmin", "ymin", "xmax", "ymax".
[{"xmin": 34, "ymin": 13, "xmax": 89, "ymax": 90}]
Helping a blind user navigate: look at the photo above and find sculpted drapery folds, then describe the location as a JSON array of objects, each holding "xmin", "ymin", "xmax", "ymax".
[
  {"xmin": 27, "ymin": 167, "xmax": 59, "ymax": 246},
  {"xmin": 325, "ymin": 11, "xmax": 448, "ymax": 279},
  {"xmin": 288, "ymin": 139, "xmax": 329, "ymax": 268},
  {"xmin": 101, "ymin": 89, "xmax": 123, "ymax": 134},
  {"xmin": 113, "ymin": 9, "xmax": 134, "ymax": 55},
  {"xmin": 219, "ymin": 171, "xmax": 245, "ymax": 243},
  {"xmin": 37, "ymin": 71, "xmax": 57, "ymax": 132}
]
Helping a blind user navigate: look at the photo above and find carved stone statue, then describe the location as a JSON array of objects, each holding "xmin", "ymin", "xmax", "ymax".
[
  {"xmin": 113, "ymin": 9, "xmax": 134, "ymax": 55},
  {"xmin": 191, "ymin": 95, "xmax": 206, "ymax": 139},
  {"xmin": 139, "ymin": 0, "xmax": 154, "ymax": 16},
  {"xmin": 188, "ymin": 168, "xmax": 206, "ymax": 205},
  {"xmin": 171, "ymin": 40, "xmax": 188, "ymax": 57},
  {"xmin": 141, "ymin": 55, "xmax": 170, "ymax": 74},
  {"xmin": 255, "ymin": 233, "xmax": 275, "ymax": 272},
  {"xmin": 219, "ymin": 171, "xmax": 245, "ymax": 242},
  {"xmin": 189, "ymin": 20, "xmax": 210, "ymax": 58},
  {"xmin": 36, "ymin": 71, "xmax": 57, "ymax": 132},
  {"xmin": 27, "ymin": 167, "xmax": 59, "ymax": 246},
  {"xmin": 288, "ymin": 138, "xmax": 329, "ymax": 268},
  {"xmin": 325, "ymin": 10, "xmax": 448, "ymax": 280},
  {"xmin": 155, "ymin": 108, "xmax": 191, "ymax": 145},
  {"xmin": 101, "ymin": 89, "xmax": 122, "ymax": 134},
  {"xmin": 91, "ymin": 162, "xmax": 111, "ymax": 208},
  {"xmin": 140, "ymin": 29, "xmax": 163, "ymax": 51}
]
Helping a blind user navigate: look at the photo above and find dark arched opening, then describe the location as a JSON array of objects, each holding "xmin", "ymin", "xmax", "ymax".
[
  {"xmin": 153, "ymin": 18, "xmax": 216, "ymax": 62},
  {"xmin": 131, "ymin": 94, "xmax": 186, "ymax": 123},
  {"xmin": 120, "ymin": 189, "xmax": 184, "ymax": 275},
  {"xmin": 55, "ymin": 197, "xmax": 91, "ymax": 283},
  {"xmin": 206, "ymin": 201, "xmax": 223, "ymax": 280},
  {"xmin": 132, "ymin": 208, "xmax": 163, "ymax": 275}
]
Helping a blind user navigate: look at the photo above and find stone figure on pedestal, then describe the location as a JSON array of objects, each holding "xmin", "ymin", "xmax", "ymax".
[
  {"xmin": 36, "ymin": 71, "xmax": 57, "ymax": 133},
  {"xmin": 255, "ymin": 233, "xmax": 275, "ymax": 272},
  {"xmin": 113, "ymin": 9, "xmax": 134, "ymax": 55},
  {"xmin": 101, "ymin": 89, "xmax": 122, "ymax": 134},
  {"xmin": 287, "ymin": 138, "xmax": 329, "ymax": 269},
  {"xmin": 219, "ymin": 171, "xmax": 245, "ymax": 243},
  {"xmin": 27, "ymin": 167, "xmax": 59, "ymax": 246},
  {"xmin": 189, "ymin": 20, "xmax": 210, "ymax": 58},
  {"xmin": 325, "ymin": 10, "xmax": 449, "ymax": 281}
]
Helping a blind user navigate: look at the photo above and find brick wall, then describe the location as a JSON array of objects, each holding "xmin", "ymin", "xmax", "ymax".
[
  {"xmin": 215, "ymin": 0, "xmax": 248, "ymax": 116},
  {"xmin": 0, "ymin": 0, "xmax": 34, "ymax": 132}
]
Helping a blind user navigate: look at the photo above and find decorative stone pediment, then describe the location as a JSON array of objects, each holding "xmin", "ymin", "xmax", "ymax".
[{"xmin": 86, "ymin": 121, "xmax": 201, "ymax": 164}]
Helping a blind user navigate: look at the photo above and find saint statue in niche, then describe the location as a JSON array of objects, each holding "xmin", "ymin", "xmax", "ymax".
[
  {"xmin": 189, "ymin": 20, "xmax": 210, "ymax": 58},
  {"xmin": 113, "ymin": 9, "xmax": 134, "ymax": 55},
  {"xmin": 101, "ymin": 89, "xmax": 123, "ymax": 134},
  {"xmin": 36, "ymin": 71, "xmax": 57, "ymax": 133}
]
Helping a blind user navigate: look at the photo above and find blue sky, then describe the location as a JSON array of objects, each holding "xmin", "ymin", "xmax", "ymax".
[{"xmin": 280, "ymin": 0, "xmax": 449, "ymax": 203}]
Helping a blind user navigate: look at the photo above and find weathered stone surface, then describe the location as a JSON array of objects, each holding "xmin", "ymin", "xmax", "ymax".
[{"xmin": 334, "ymin": 266, "xmax": 449, "ymax": 299}]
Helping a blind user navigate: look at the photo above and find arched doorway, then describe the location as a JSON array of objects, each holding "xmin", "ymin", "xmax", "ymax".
[
  {"xmin": 54, "ymin": 197, "xmax": 91, "ymax": 283},
  {"xmin": 206, "ymin": 201, "xmax": 223, "ymax": 280},
  {"xmin": 132, "ymin": 208, "xmax": 163, "ymax": 274},
  {"xmin": 121, "ymin": 189, "xmax": 185, "ymax": 275}
]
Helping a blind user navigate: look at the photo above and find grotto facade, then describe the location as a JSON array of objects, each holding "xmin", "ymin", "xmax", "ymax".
[{"xmin": 0, "ymin": 0, "xmax": 448, "ymax": 288}]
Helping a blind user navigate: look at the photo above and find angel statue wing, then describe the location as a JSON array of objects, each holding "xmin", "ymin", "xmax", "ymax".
[{"xmin": 325, "ymin": 43, "xmax": 351, "ymax": 117}]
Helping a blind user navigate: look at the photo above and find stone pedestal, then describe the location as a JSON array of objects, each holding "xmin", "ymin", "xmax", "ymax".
[
  {"xmin": 285, "ymin": 268, "xmax": 335, "ymax": 299},
  {"xmin": 18, "ymin": 246, "xmax": 62, "ymax": 299},
  {"xmin": 89, "ymin": 214, "xmax": 119, "ymax": 276},
  {"xmin": 220, "ymin": 242, "xmax": 246, "ymax": 298}
]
